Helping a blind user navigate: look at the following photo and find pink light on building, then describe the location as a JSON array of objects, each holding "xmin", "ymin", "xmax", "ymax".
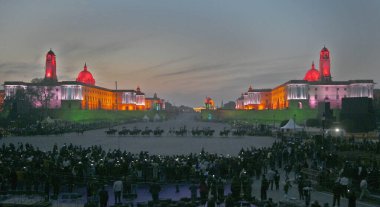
[
  {"xmin": 44, "ymin": 49, "xmax": 57, "ymax": 81},
  {"xmin": 320, "ymin": 46, "xmax": 331, "ymax": 82}
]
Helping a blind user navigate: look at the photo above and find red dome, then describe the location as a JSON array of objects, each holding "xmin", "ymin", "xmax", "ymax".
[
  {"xmin": 304, "ymin": 62, "xmax": 320, "ymax": 82},
  {"xmin": 76, "ymin": 63, "xmax": 95, "ymax": 85}
]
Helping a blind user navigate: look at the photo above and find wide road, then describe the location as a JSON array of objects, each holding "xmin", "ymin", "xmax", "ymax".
[{"xmin": 0, "ymin": 112, "xmax": 276, "ymax": 155}]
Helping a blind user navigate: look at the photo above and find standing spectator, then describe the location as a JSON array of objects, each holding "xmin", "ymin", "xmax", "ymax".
[
  {"xmin": 284, "ymin": 178, "xmax": 292, "ymax": 200},
  {"xmin": 267, "ymin": 169, "xmax": 275, "ymax": 190},
  {"xmin": 113, "ymin": 179, "xmax": 123, "ymax": 204},
  {"xmin": 189, "ymin": 181, "xmax": 198, "ymax": 202},
  {"xmin": 149, "ymin": 182, "xmax": 161, "ymax": 202},
  {"xmin": 339, "ymin": 176, "xmax": 349, "ymax": 198},
  {"xmin": 200, "ymin": 180, "xmax": 209, "ymax": 204},
  {"xmin": 99, "ymin": 186, "xmax": 108, "ymax": 207},
  {"xmin": 274, "ymin": 170, "xmax": 280, "ymax": 190},
  {"xmin": 260, "ymin": 175, "xmax": 269, "ymax": 201},
  {"xmin": 347, "ymin": 188, "xmax": 356, "ymax": 207},
  {"xmin": 303, "ymin": 186, "xmax": 312, "ymax": 207},
  {"xmin": 298, "ymin": 176, "xmax": 305, "ymax": 200},
  {"xmin": 332, "ymin": 182, "xmax": 341, "ymax": 207},
  {"xmin": 230, "ymin": 176, "xmax": 239, "ymax": 200},
  {"xmin": 359, "ymin": 178, "xmax": 369, "ymax": 200},
  {"xmin": 216, "ymin": 178, "xmax": 225, "ymax": 202}
]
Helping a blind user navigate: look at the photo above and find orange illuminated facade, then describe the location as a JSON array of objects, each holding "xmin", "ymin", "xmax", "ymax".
[
  {"xmin": 145, "ymin": 93, "xmax": 165, "ymax": 111},
  {"xmin": 81, "ymin": 85, "xmax": 114, "ymax": 110},
  {"xmin": 235, "ymin": 46, "xmax": 374, "ymax": 111},
  {"xmin": 205, "ymin": 97, "xmax": 215, "ymax": 110},
  {"xmin": 3, "ymin": 49, "xmax": 164, "ymax": 111},
  {"xmin": 239, "ymin": 86, "xmax": 272, "ymax": 110},
  {"xmin": 271, "ymin": 84, "xmax": 288, "ymax": 110}
]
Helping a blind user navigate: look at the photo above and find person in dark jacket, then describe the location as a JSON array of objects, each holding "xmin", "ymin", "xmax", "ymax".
[
  {"xmin": 149, "ymin": 182, "xmax": 161, "ymax": 202},
  {"xmin": 332, "ymin": 182, "xmax": 341, "ymax": 207},
  {"xmin": 99, "ymin": 186, "xmax": 108, "ymax": 207},
  {"xmin": 347, "ymin": 189, "xmax": 356, "ymax": 207},
  {"xmin": 261, "ymin": 175, "xmax": 269, "ymax": 201}
]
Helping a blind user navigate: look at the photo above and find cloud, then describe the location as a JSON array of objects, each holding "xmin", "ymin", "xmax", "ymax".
[
  {"xmin": 0, "ymin": 62, "xmax": 41, "ymax": 75},
  {"xmin": 134, "ymin": 55, "xmax": 195, "ymax": 73},
  {"xmin": 155, "ymin": 62, "xmax": 231, "ymax": 78}
]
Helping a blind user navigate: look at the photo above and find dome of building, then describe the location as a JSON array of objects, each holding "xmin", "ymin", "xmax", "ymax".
[
  {"xmin": 304, "ymin": 61, "xmax": 320, "ymax": 82},
  {"xmin": 76, "ymin": 63, "xmax": 95, "ymax": 85}
]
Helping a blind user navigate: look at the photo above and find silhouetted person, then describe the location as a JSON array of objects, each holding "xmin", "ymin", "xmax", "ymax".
[
  {"xmin": 99, "ymin": 186, "xmax": 108, "ymax": 207},
  {"xmin": 332, "ymin": 182, "xmax": 341, "ymax": 207},
  {"xmin": 189, "ymin": 182, "xmax": 198, "ymax": 202},
  {"xmin": 149, "ymin": 182, "xmax": 161, "ymax": 202},
  {"xmin": 261, "ymin": 175, "xmax": 269, "ymax": 201},
  {"xmin": 348, "ymin": 189, "xmax": 356, "ymax": 207},
  {"xmin": 113, "ymin": 179, "xmax": 123, "ymax": 204}
]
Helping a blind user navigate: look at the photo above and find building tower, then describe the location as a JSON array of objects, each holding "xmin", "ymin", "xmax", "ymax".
[
  {"xmin": 44, "ymin": 49, "xmax": 58, "ymax": 82},
  {"xmin": 319, "ymin": 46, "xmax": 331, "ymax": 82}
]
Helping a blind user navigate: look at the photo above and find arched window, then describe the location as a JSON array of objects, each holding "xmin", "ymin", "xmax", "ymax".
[{"xmin": 298, "ymin": 102, "xmax": 303, "ymax": 109}]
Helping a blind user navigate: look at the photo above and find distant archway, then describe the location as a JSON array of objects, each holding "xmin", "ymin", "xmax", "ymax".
[{"xmin": 298, "ymin": 102, "xmax": 303, "ymax": 109}]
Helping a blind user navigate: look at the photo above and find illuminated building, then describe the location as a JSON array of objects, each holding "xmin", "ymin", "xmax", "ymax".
[
  {"xmin": 0, "ymin": 90, "xmax": 4, "ymax": 111},
  {"xmin": 319, "ymin": 46, "xmax": 331, "ymax": 82},
  {"xmin": 304, "ymin": 62, "xmax": 320, "ymax": 82},
  {"xmin": 44, "ymin": 49, "xmax": 57, "ymax": 82},
  {"xmin": 3, "ymin": 50, "xmax": 162, "ymax": 111},
  {"xmin": 235, "ymin": 86, "xmax": 271, "ymax": 110},
  {"xmin": 205, "ymin": 97, "xmax": 215, "ymax": 110},
  {"xmin": 76, "ymin": 63, "xmax": 95, "ymax": 85},
  {"xmin": 236, "ymin": 47, "xmax": 374, "ymax": 110},
  {"xmin": 145, "ymin": 93, "xmax": 165, "ymax": 111}
]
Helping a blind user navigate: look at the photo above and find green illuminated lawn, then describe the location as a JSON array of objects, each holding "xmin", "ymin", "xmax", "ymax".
[{"xmin": 51, "ymin": 109, "xmax": 166, "ymax": 123}]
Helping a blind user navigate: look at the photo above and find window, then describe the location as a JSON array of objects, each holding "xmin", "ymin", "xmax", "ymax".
[
  {"xmin": 337, "ymin": 88, "xmax": 339, "ymax": 91},
  {"xmin": 344, "ymin": 88, "xmax": 347, "ymax": 91},
  {"xmin": 325, "ymin": 87, "xmax": 329, "ymax": 91},
  {"xmin": 315, "ymin": 88, "xmax": 318, "ymax": 91}
]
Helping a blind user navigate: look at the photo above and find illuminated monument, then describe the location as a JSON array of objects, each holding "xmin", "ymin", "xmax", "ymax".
[
  {"xmin": 319, "ymin": 46, "xmax": 331, "ymax": 82},
  {"xmin": 76, "ymin": 63, "xmax": 95, "ymax": 85},
  {"xmin": 236, "ymin": 47, "xmax": 374, "ymax": 110},
  {"xmin": 44, "ymin": 49, "xmax": 58, "ymax": 82},
  {"xmin": 4, "ymin": 50, "xmax": 165, "ymax": 111}
]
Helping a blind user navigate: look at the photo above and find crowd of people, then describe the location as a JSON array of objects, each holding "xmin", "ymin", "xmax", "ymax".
[{"xmin": 0, "ymin": 136, "xmax": 379, "ymax": 206}]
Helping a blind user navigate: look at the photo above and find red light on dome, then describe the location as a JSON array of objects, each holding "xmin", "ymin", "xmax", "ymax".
[{"xmin": 76, "ymin": 63, "xmax": 95, "ymax": 85}]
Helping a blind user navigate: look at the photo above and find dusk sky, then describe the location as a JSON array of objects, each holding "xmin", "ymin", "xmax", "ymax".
[{"xmin": 1, "ymin": 0, "xmax": 379, "ymax": 107}]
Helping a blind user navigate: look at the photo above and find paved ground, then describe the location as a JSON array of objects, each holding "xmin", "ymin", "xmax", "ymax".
[{"xmin": 0, "ymin": 112, "xmax": 276, "ymax": 155}]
